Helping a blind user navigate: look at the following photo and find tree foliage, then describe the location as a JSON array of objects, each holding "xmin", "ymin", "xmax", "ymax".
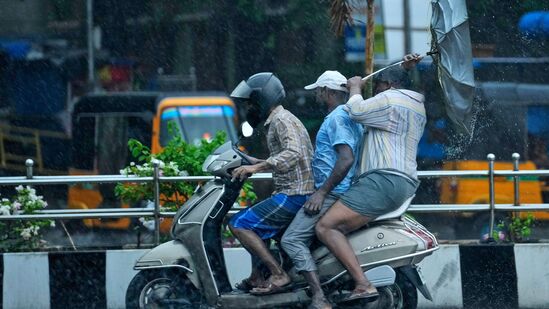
[{"xmin": 115, "ymin": 125, "xmax": 256, "ymax": 212}]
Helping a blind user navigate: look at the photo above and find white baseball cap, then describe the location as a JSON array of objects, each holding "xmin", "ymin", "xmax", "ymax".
[{"xmin": 304, "ymin": 70, "xmax": 348, "ymax": 93}]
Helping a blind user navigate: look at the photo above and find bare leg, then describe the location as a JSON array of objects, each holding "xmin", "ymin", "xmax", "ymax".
[
  {"xmin": 302, "ymin": 271, "xmax": 331, "ymax": 309},
  {"xmin": 230, "ymin": 226, "xmax": 290, "ymax": 287},
  {"xmin": 315, "ymin": 201, "xmax": 377, "ymax": 295},
  {"xmin": 237, "ymin": 256, "xmax": 267, "ymax": 289}
]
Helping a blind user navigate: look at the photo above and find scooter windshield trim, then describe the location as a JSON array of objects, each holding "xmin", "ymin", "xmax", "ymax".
[{"xmin": 178, "ymin": 185, "xmax": 219, "ymax": 222}]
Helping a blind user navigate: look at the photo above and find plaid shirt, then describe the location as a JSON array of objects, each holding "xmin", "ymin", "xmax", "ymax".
[
  {"xmin": 264, "ymin": 105, "xmax": 314, "ymax": 195},
  {"xmin": 344, "ymin": 89, "xmax": 426, "ymax": 180}
]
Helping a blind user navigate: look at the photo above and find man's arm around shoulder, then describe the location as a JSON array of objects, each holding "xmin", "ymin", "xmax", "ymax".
[{"xmin": 303, "ymin": 144, "xmax": 354, "ymax": 215}]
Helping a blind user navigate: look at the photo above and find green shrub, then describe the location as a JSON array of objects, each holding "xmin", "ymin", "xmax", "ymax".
[
  {"xmin": 494, "ymin": 212, "xmax": 535, "ymax": 243},
  {"xmin": 115, "ymin": 128, "xmax": 256, "ymax": 217},
  {"xmin": 0, "ymin": 186, "xmax": 55, "ymax": 251}
]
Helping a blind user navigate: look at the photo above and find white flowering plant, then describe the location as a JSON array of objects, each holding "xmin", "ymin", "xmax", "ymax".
[
  {"xmin": 115, "ymin": 128, "xmax": 256, "ymax": 213},
  {"xmin": 0, "ymin": 185, "xmax": 55, "ymax": 251}
]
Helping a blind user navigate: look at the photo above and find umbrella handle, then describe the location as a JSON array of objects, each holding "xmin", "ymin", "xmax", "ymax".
[
  {"xmin": 361, "ymin": 61, "xmax": 404, "ymax": 81},
  {"xmin": 360, "ymin": 52, "xmax": 433, "ymax": 81}
]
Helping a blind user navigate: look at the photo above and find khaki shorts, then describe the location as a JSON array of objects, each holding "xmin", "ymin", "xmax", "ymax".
[{"xmin": 340, "ymin": 170, "xmax": 418, "ymax": 218}]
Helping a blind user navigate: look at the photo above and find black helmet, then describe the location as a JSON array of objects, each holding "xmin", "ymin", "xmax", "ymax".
[
  {"xmin": 373, "ymin": 66, "xmax": 411, "ymax": 89},
  {"xmin": 230, "ymin": 72, "xmax": 286, "ymax": 127}
]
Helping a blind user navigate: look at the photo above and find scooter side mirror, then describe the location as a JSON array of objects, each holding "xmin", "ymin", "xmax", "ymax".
[{"xmin": 241, "ymin": 121, "xmax": 254, "ymax": 137}]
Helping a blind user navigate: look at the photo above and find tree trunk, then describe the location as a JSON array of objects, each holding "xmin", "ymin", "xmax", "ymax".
[{"xmin": 365, "ymin": 0, "xmax": 375, "ymax": 97}]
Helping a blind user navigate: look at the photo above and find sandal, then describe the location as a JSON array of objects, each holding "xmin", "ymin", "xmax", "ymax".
[
  {"xmin": 340, "ymin": 289, "xmax": 379, "ymax": 303},
  {"xmin": 307, "ymin": 297, "xmax": 332, "ymax": 309},
  {"xmin": 235, "ymin": 278, "xmax": 255, "ymax": 292},
  {"xmin": 250, "ymin": 281, "xmax": 292, "ymax": 295}
]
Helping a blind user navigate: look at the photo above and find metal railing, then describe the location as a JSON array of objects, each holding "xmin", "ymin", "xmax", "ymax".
[{"xmin": 1, "ymin": 153, "xmax": 549, "ymax": 245}]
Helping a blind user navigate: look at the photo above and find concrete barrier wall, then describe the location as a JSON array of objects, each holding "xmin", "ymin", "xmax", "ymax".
[
  {"xmin": 2, "ymin": 244, "xmax": 549, "ymax": 308},
  {"xmin": 418, "ymin": 245, "xmax": 463, "ymax": 308},
  {"xmin": 3, "ymin": 252, "xmax": 50, "ymax": 309},
  {"xmin": 106, "ymin": 250, "xmax": 147, "ymax": 309},
  {"xmin": 514, "ymin": 244, "xmax": 549, "ymax": 308}
]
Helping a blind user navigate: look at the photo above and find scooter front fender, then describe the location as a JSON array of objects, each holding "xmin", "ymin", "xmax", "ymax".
[{"xmin": 134, "ymin": 240, "xmax": 200, "ymax": 289}]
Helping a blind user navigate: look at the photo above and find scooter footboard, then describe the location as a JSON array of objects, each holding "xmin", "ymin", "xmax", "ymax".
[{"xmin": 134, "ymin": 240, "xmax": 200, "ymax": 289}]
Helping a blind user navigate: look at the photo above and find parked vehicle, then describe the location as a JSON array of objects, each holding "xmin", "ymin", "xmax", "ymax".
[
  {"xmin": 0, "ymin": 122, "xmax": 69, "ymax": 175},
  {"xmin": 125, "ymin": 126, "xmax": 439, "ymax": 309},
  {"xmin": 68, "ymin": 92, "xmax": 239, "ymax": 230}
]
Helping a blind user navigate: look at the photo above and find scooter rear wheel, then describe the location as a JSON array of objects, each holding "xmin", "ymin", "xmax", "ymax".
[
  {"xmin": 335, "ymin": 270, "xmax": 417, "ymax": 309},
  {"xmin": 126, "ymin": 269, "xmax": 203, "ymax": 309},
  {"xmin": 385, "ymin": 270, "xmax": 418, "ymax": 309}
]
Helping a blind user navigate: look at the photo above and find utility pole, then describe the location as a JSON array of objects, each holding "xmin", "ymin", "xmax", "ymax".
[
  {"xmin": 87, "ymin": 0, "xmax": 95, "ymax": 92},
  {"xmin": 403, "ymin": 0, "xmax": 411, "ymax": 53},
  {"xmin": 365, "ymin": 0, "xmax": 375, "ymax": 97}
]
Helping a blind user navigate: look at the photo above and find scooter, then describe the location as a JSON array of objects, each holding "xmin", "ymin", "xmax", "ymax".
[{"xmin": 126, "ymin": 127, "xmax": 439, "ymax": 309}]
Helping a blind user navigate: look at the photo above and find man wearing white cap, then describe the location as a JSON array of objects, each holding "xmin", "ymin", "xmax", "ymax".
[{"xmin": 277, "ymin": 71, "xmax": 364, "ymax": 308}]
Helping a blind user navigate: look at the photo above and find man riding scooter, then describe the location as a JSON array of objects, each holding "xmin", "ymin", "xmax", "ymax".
[
  {"xmin": 276, "ymin": 70, "xmax": 363, "ymax": 309},
  {"xmin": 228, "ymin": 72, "xmax": 315, "ymax": 294},
  {"xmin": 126, "ymin": 68, "xmax": 438, "ymax": 306},
  {"xmin": 316, "ymin": 54, "xmax": 426, "ymax": 303}
]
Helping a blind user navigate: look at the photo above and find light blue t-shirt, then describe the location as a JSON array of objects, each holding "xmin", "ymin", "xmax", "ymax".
[{"xmin": 312, "ymin": 105, "xmax": 364, "ymax": 193}]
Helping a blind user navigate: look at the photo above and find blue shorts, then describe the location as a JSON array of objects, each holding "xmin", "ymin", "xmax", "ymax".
[{"xmin": 229, "ymin": 193, "xmax": 307, "ymax": 240}]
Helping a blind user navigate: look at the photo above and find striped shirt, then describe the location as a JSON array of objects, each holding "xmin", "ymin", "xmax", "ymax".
[
  {"xmin": 265, "ymin": 105, "xmax": 315, "ymax": 195},
  {"xmin": 344, "ymin": 88, "xmax": 426, "ymax": 180}
]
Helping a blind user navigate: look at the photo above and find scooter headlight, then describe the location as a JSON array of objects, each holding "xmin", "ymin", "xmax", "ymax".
[
  {"xmin": 202, "ymin": 154, "xmax": 220, "ymax": 172},
  {"xmin": 208, "ymin": 160, "xmax": 229, "ymax": 173}
]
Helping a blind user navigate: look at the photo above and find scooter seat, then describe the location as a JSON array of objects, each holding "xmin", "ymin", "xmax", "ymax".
[
  {"xmin": 373, "ymin": 194, "xmax": 415, "ymax": 222},
  {"xmin": 311, "ymin": 195, "xmax": 416, "ymax": 262}
]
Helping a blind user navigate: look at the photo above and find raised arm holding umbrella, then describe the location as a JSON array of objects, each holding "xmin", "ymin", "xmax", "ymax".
[
  {"xmin": 329, "ymin": 0, "xmax": 475, "ymax": 134},
  {"xmin": 311, "ymin": 0, "xmax": 475, "ymax": 303}
]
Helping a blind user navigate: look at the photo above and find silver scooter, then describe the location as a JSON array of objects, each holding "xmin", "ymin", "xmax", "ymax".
[{"xmin": 126, "ymin": 126, "xmax": 439, "ymax": 309}]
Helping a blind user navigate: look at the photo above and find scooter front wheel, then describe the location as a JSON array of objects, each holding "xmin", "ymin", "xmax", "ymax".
[{"xmin": 126, "ymin": 269, "xmax": 203, "ymax": 309}]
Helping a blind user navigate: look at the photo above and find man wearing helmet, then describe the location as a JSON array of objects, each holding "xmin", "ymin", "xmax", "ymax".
[
  {"xmin": 315, "ymin": 54, "xmax": 426, "ymax": 303},
  {"xmin": 229, "ymin": 72, "xmax": 315, "ymax": 294}
]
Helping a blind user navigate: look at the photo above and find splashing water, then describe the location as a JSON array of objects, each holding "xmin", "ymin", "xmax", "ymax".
[{"xmin": 445, "ymin": 97, "xmax": 487, "ymax": 160}]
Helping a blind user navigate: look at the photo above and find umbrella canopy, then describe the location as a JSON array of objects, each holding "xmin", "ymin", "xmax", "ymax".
[{"xmin": 430, "ymin": 0, "xmax": 475, "ymax": 134}]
